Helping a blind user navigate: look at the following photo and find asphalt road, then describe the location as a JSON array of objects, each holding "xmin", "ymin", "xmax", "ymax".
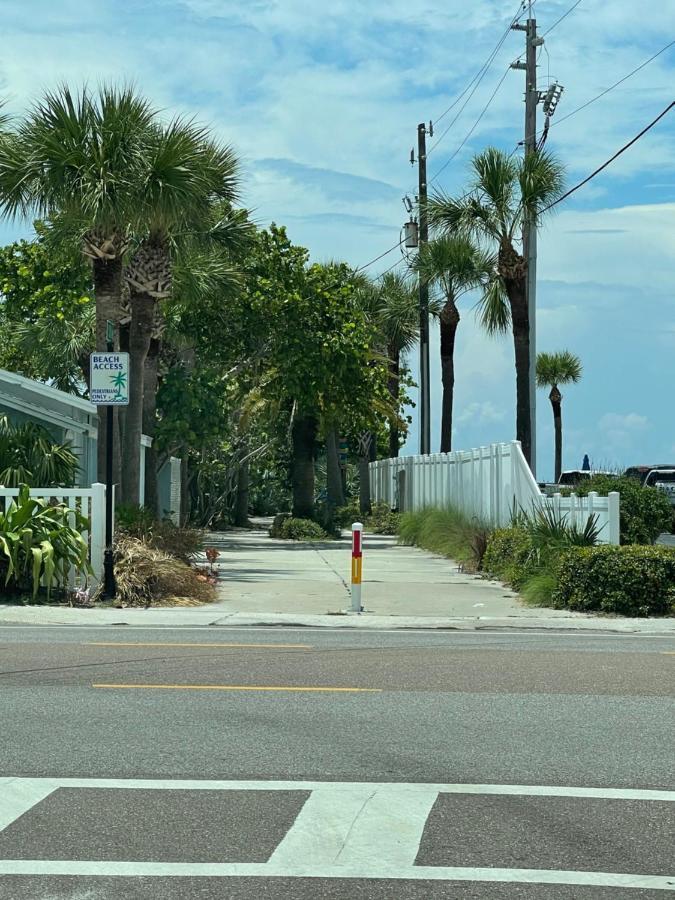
[{"xmin": 0, "ymin": 625, "xmax": 673, "ymax": 899}]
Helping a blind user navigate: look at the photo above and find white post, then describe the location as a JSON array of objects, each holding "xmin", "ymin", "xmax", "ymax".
[
  {"xmin": 89, "ymin": 483, "xmax": 106, "ymax": 586},
  {"xmin": 608, "ymin": 491, "xmax": 621, "ymax": 546},
  {"xmin": 350, "ymin": 522, "xmax": 363, "ymax": 613}
]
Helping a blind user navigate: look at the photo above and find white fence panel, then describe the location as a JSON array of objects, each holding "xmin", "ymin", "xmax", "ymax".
[
  {"xmin": 370, "ymin": 442, "xmax": 620, "ymax": 545},
  {"xmin": 0, "ymin": 483, "xmax": 106, "ymax": 588}
]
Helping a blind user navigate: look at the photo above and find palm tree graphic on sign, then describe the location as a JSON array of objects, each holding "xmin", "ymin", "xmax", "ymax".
[{"xmin": 110, "ymin": 370, "xmax": 127, "ymax": 400}]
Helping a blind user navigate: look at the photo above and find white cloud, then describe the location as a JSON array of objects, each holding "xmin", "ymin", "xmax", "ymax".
[
  {"xmin": 599, "ymin": 413, "xmax": 648, "ymax": 432},
  {"xmin": 456, "ymin": 401, "xmax": 506, "ymax": 427}
]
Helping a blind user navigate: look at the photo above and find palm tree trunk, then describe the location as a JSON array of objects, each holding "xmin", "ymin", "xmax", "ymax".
[
  {"xmin": 93, "ymin": 258, "xmax": 123, "ymax": 484},
  {"xmin": 326, "ymin": 427, "xmax": 345, "ymax": 509},
  {"xmin": 142, "ymin": 339, "xmax": 160, "ymax": 515},
  {"xmin": 440, "ymin": 300, "xmax": 460, "ymax": 453},
  {"xmin": 387, "ymin": 344, "xmax": 400, "ymax": 458},
  {"xmin": 121, "ymin": 290, "xmax": 155, "ymax": 505},
  {"xmin": 550, "ymin": 385, "xmax": 563, "ymax": 483},
  {"xmin": 291, "ymin": 414, "xmax": 317, "ymax": 519},
  {"xmin": 503, "ymin": 275, "xmax": 532, "ymax": 467}
]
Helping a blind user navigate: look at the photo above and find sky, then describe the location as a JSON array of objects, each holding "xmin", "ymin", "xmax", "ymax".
[{"xmin": 0, "ymin": 0, "xmax": 673, "ymax": 479}]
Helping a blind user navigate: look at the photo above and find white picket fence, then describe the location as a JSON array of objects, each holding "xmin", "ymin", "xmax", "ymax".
[
  {"xmin": 370, "ymin": 441, "xmax": 620, "ymax": 545},
  {"xmin": 0, "ymin": 483, "xmax": 106, "ymax": 588}
]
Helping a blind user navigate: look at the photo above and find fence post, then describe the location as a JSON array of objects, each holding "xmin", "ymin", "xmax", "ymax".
[
  {"xmin": 608, "ymin": 492, "xmax": 621, "ymax": 545},
  {"xmin": 89, "ymin": 482, "xmax": 106, "ymax": 586}
]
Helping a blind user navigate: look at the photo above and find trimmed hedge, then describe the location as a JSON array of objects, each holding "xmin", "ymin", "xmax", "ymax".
[{"xmin": 553, "ymin": 545, "xmax": 675, "ymax": 616}]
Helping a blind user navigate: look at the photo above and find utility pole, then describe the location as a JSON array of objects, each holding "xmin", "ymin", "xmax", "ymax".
[
  {"xmin": 417, "ymin": 122, "xmax": 431, "ymax": 456},
  {"xmin": 511, "ymin": 11, "xmax": 539, "ymax": 475}
]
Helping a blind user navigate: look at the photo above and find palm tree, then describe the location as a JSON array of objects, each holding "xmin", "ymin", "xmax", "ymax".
[
  {"xmin": 121, "ymin": 121, "xmax": 240, "ymax": 504},
  {"xmin": 536, "ymin": 350, "xmax": 582, "ymax": 483},
  {"xmin": 415, "ymin": 234, "xmax": 495, "ymax": 452},
  {"xmin": 429, "ymin": 147, "xmax": 565, "ymax": 467},
  {"xmin": 0, "ymin": 85, "xmax": 156, "ymax": 480}
]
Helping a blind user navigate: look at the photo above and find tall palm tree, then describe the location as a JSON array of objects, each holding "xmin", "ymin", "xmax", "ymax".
[
  {"xmin": 415, "ymin": 234, "xmax": 495, "ymax": 452},
  {"xmin": 429, "ymin": 147, "xmax": 565, "ymax": 467},
  {"xmin": 0, "ymin": 85, "xmax": 156, "ymax": 480},
  {"xmin": 536, "ymin": 350, "xmax": 582, "ymax": 483},
  {"xmin": 121, "ymin": 122, "xmax": 240, "ymax": 504}
]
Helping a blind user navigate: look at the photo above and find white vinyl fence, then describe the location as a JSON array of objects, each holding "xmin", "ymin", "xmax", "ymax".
[
  {"xmin": 370, "ymin": 441, "xmax": 620, "ymax": 545},
  {"xmin": 0, "ymin": 483, "xmax": 106, "ymax": 587}
]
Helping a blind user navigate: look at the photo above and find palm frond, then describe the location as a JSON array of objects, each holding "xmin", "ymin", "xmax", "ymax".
[
  {"xmin": 474, "ymin": 275, "xmax": 510, "ymax": 336},
  {"xmin": 536, "ymin": 350, "xmax": 582, "ymax": 387}
]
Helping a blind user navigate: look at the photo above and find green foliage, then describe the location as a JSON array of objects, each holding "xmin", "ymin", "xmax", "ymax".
[
  {"xmin": 520, "ymin": 571, "xmax": 559, "ymax": 607},
  {"xmin": 483, "ymin": 526, "xmax": 536, "ymax": 588},
  {"xmin": 536, "ymin": 350, "xmax": 582, "ymax": 388},
  {"xmin": 276, "ymin": 517, "xmax": 329, "ymax": 542},
  {"xmin": 0, "ymin": 227, "xmax": 93, "ymax": 393},
  {"xmin": 116, "ymin": 504, "xmax": 204, "ymax": 563},
  {"xmin": 0, "ymin": 484, "xmax": 91, "ymax": 599},
  {"xmin": 516, "ymin": 505, "xmax": 601, "ymax": 552},
  {"xmin": 0, "ymin": 415, "xmax": 79, "ymax": 487},
  {"xmin": 554, "ymin": 545, "xmax": 675, "ymax": 616},
  {"xmin": 570, "ymin": 475, "xmax": 672, "ymax": 544},
  {"xmin": 398, "ymin": 506, "xmax": 487, "ymax": 571},
  {"xmin": 335, "ymin": 500, "xmax": 400, "ymax": 535}
]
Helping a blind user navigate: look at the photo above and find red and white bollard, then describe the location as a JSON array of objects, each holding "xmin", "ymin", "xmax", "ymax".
[{"xmin": 350, "ymin": 522, "xmax": 363, "ymax": 613}]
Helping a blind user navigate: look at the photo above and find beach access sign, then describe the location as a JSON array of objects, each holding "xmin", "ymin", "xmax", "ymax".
[{"xmin": 90, "ymin": 352, "xmax": 130, "ymax": 405}]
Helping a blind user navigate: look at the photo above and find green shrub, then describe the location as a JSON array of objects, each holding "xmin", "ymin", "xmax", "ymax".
[
  {"xmin": 277, "ymin": 517, "xmax": 329, "ymax": 541},
  {"xmin": 116, "ymin": 505, "xmax": 205, "ymax": 564},
  {"xmin": 0, "ymin": 415, "xmax": 79, "ymax": 488},
  {"xmin": 483, "ymin": 526, "xmax": 536, "ymax": 588},
  {"xmin": 568, "ymin": 475, "xmax": 672, "ymax": 545},
  {"xmin": 521, "ymin": 571, "xmax": 559, "ymax": 607},
  {"xmin": 0, "ymin": 484, "xmax": 92, "ymax": 599},
  {"xmin": 399, "ymin": 506, "xmax": 487, "ymax": 571},
  {"xmin": 553, "ymin": 545, "xmax": 675, "ymax": 616},
  {"xmin": 368, "ymin": 502, "xmax": 401, "ymax": 535},
  {"xmin": 335, "ymin": 500, "xmax": 361, "ymax": 528}
]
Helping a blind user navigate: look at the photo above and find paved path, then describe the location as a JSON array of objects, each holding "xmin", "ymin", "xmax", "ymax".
[
  {"xmin": 209, "ymin": 529, "xmax": 568, "ymax": 618},
  {"xmin": 0, "ymin": 626, "xmax": 673, "ymax": 898}
]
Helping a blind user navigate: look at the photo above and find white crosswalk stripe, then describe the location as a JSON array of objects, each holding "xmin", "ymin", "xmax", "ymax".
[{"xmin": 0, "ymin": 777, "xmax": 673, "ymax": 890}]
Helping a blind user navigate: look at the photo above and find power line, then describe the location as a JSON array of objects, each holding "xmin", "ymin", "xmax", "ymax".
[
  {"xmin": 543, "ymin": 100, "xmax": 674, "ymax": 211},
  {"xmin": 355, "ymin": 237, "xmax": 405, "ymax": 272},
  {"xmin": 523, "ymin": 38, "xmax": 675, "ymax": 146},
  {"xmin": 433, "ymin": 0, "xmax": 527, "ymax": 129},
  {"xmin": 429, "ymin": 66, "xmax": 512, "ymax": 185},
  {"xmin": 541, "ymin": 0, "xmax": 583, "ymax": 37},
  {"xmin": 374, "ymin": 256, "xmax": 408, "ymax": 281}
]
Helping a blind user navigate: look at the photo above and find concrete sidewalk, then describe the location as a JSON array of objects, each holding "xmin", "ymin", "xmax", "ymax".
[
  {"xmin": 0, "ymin": 530, "xmax": 675, "ymax": 634},
  {"xmin": 208, "ymin": 530, "xmax": 559, "ymax": 618},
  {"xmin": 1, "ymin": 528, "xmax": 673, "ymax": 632}
]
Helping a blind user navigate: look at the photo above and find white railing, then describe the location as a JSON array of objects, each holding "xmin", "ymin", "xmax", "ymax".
[
  {"xmin": 0, "ymin": 483, "xmax": 106, "ymax": 586},
  {"xmin": 370, "ymin": 441, "xmax": 620, "ymax": 545}
]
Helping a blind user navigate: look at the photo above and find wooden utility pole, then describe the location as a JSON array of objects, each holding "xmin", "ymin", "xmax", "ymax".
[
  {"xmin": 417, "ymin": 122, "xmax": 431, "ymax": 455},
  {"xmin": 511, "ymin": 12, "xmax": 539, "ymax": 475}
]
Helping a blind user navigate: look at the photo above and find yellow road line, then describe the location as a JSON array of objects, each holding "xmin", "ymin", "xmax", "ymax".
[
  {"xmin": 83, "ymin": 642, "xmax": 312, "ymax": 650},
  {"xmin": 92, "ymin": 683, "xmax": 381, "ymax": 693},
  {"xmin": 661, "ymin": 651, "xmax": 675, "ymax": 655}
]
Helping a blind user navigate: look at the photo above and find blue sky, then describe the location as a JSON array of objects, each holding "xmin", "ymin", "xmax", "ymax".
[{"xmin": 1, "ymin": 0, "xmax": 674, "ymax": 478}]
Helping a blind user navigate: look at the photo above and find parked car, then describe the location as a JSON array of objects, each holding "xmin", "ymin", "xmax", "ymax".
[
  {"xmin": 625, "ymin": 465, "xmax": 675, "ymax": 507},
  {"xmin": 537, "ymin": 470, "xmax": 615, "ymax": 496}
]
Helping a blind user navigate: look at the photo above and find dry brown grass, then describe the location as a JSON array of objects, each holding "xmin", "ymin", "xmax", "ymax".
[{"xmin": 105, "ymin": 537, "xmax": 216, "ymax": 607}]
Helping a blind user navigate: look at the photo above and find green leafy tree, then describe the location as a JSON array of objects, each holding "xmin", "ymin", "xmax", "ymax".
[
  {"xmin": 0, "ymin": 85, "xmax": 157, "ymax": 479},
  {"xmin": 429, "ymin": 147, "xmax": 565, "ymax": 467},
  {"xmin": 0, "ymin": 226, "xmax": 93, "ymax": 393},
  {"xmin": 536, "ymin": 350, "xmax": 582, "ymax": 482}
]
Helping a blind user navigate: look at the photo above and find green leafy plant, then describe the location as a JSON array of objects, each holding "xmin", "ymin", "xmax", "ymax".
[
  {"xmin": 368, "ymin": 502, "xmax": 401, "ymax": 536},
  {"xmin": 276, "ymin": 517, "xmax": 328, "ymax": 542},
  {"xmin": 399, "ymin": 506, "xmax": 488, "ymax": 571},
  {"xmin": 0, "ymin": 416, "xmax": 79, "ymax": 488},
  {"xmin": 0, "ymin": 484, "xmax": 91, "ymax": 599},
  {"xmin": 553, "ymin": 545, "xmax": 675, "ymax": 616},
  {"xmin": 482, "ymin": 526, "xmax": 535, "ymax": 588},
  {"xmin": 566, "ymin": 475, "xmax": 672, "ymax": 545}
]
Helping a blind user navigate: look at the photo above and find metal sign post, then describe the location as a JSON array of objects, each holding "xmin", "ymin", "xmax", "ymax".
[{"xmin": 90, "ymin": 328, "xmax": 129, "ymax": 599}]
